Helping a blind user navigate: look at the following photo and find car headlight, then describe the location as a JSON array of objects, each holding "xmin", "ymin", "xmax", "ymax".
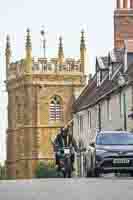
[
  {"xmin": 95, "ymin": 149, "xmax": 107, "ymax": 163},
  {"xmin": 125, "ymin": 152, "xmax": 133, "ymax": 156},
  {"xmin": 96, "ymin": 149, "xmax": 107, "ymax": 154}
]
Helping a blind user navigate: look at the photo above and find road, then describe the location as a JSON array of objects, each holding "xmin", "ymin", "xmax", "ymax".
[{"xmin": 0, "ymin": 176, "xmax": 133, "ymax": 200}]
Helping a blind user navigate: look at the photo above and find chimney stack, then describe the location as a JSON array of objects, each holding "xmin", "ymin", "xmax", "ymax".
[
  {"xmin": 123, "ymin": 0, "xmax": 128, "ymax": 8},
  {"xmin": 130, "ymin": 0, "xmax": 133, "ymax": 8},
  {"xmin": 117, "ymin": 0, "xmax": 121, "ymax": 9}
]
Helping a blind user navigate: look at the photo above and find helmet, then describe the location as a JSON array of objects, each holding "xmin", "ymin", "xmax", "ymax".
[{"xmin": 60, "ymin": 127, "xmax": 63, "ymax": 131}]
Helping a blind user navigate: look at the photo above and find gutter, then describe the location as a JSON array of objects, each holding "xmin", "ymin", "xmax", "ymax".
[{"xmin": 74, "ymin": 80, "xmax": 133, "ymax": 113}]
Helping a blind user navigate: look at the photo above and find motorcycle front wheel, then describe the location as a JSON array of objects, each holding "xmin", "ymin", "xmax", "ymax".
[{"xmin": 65, "ymin": 157, "xmax": 72, "ymax": 178}]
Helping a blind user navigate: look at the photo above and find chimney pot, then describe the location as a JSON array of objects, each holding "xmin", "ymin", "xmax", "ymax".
[
  {"xmin": 123, "ymin": 0, "xmax": 128, "ymax": 8},
  {"xmin": 117, "ymin": 0, "xmax": 121, "ymax": 9},
  {"xmin": 130, "ymin": 0, "xmax": 133, "ymax": 8}
]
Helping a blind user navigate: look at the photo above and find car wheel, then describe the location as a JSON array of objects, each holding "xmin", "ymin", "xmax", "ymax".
[
  {"xmin": 130, "ymin": 172, "xmax": 133, "ymax": 177},
  {"xmin": 93, "ymin": 169, "xmax": 100, "ymax": 177}
]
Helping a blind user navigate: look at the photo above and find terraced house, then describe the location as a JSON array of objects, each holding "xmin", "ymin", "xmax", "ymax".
[{"xmin": 73, "ymin": 0, "xmax": 133, "ymax": 148}]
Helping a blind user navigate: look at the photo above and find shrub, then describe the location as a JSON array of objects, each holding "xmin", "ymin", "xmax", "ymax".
[
  {"xmin": 35, "ymin": 161, "xmax": 58, "ymax": 178},
  {"xmin": 0, "ymin": 164, "xmax": 6, "ymax": 180}
]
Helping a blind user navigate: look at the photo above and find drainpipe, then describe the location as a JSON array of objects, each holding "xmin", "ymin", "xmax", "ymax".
[
  {"xmin": 98, "ymin": 104, "xmax": 101, "ymax": 131},
  {"xmin": 123, "ymin": 92, "xmax": 127, "ymax": 131}
]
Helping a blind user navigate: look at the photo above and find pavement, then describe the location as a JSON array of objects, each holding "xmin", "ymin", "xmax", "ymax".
[{"xmin": 0, "ymin": 176, "xmax": 133, "ymax": 200}]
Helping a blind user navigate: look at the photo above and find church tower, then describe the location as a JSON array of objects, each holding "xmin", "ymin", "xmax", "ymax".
[
  {"xmin": 6, "ymin": 29, "xmax": 87, "ymax": 179},
  {"xmin": 114, "ymin": 0, "xmax": 133, "ymax": 49}
]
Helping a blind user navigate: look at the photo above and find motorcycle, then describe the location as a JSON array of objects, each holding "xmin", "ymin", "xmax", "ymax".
[{"xmin": 56, "ymin": 147, "xmax": 73, "ymax": 178}]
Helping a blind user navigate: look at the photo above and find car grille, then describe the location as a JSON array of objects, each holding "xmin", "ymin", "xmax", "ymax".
[{"xmin": 100, "ymin": 157, "xmax": 133, "ymax": 168}]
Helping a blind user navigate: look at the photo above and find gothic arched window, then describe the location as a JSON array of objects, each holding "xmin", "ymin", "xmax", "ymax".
[{"xmin": 50, "ymin": 96, "xmax": 62, "ymax": 121}]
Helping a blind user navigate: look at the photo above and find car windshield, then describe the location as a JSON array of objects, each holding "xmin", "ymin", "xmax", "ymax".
[{"xmin": 96, "ymin": 133, "xmax": 133, "ymax": 145}]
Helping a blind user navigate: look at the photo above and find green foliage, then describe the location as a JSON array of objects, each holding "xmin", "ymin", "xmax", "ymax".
[
  {"xmin": 0, "ymin": 163, "xmax": 6, "ymax": 180},
  {"xmin": 35, "ymin": 161, "xmax": 58, "ymax": 178}
]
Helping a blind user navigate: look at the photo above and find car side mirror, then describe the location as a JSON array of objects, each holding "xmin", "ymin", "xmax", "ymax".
[{"xmin": 90, "ymin": 142, "xmax": 95, "ymax": 148}]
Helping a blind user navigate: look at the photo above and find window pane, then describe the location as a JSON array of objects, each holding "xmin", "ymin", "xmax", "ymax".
[{"xmin": 50, "ymin": 96, "xmax": 62, "ymax": 121}]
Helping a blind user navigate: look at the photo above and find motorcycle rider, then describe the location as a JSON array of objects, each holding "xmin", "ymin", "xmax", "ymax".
[{"xmin": 54, "ymin": 125, "xmax": 78, "ymax": 171}]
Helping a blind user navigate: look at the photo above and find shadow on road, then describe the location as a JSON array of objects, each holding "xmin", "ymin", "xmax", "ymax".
[{"xmin": 99, "ymin": 173, "xmax": 133, "ymax": 179}]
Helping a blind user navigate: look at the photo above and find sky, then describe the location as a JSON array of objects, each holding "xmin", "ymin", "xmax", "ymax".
[{"xmin": 0, "ymin": 0, "xmax": 115, "ymax": 163}]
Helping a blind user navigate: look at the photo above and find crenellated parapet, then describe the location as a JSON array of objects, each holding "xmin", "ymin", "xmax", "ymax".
[
  {"xmin": 6, "ymin": 29, "xmax": 86, "ymax": 82},
  {"xmin": 32, "ymin": 57, "xmax": 81, "ymax": 73},
  {"xmin": 7, "ymin": 57, "xmax": 82, "ymax": 81}
]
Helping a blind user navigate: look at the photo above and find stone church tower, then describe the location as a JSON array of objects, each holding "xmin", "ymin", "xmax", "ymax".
[
  {"xmin": 114, "ymin": 0, "xmax": 133, "ymax": 49},
  {"xmin": 5, "ymin": 29, "xmax": 86, "ymax": 179}
]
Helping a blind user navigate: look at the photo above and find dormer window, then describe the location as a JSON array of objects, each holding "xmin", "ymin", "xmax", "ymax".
[
  {"xmin": 97, "ymin": 71, "xmax": 101, "ymax": 87},
  {"xmin": 109, "ymin": 64, "xmax": 113, "ymax": 80}
]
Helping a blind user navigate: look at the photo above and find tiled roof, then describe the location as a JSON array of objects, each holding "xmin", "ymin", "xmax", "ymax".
[{"xmin": 73, "ymin": 49, "xmax": 128, "ymax": 113}]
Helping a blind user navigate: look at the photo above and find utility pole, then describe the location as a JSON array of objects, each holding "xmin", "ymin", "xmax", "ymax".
[
  {"xmin": 98, "ymin": 103, "xmax": 101, "ymax": 131},
  {"xmin": 123, "ymin": 92, "xmax": 127, "ymax": 131},
  {"xmin": 117, "ymin": 74, "xmax": 127, "ymax": 131}
]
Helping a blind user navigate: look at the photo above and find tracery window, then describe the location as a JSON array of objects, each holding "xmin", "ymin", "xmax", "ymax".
[{"xmin": 49, "ymin": 96, "xmax": 62, "ymax": 121}]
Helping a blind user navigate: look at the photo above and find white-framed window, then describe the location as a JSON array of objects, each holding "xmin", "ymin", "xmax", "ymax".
[
  {"xmin": 49, "ymin": 96, "xmax": 62, "ymax": 121},
  {"xmin": 77, "ymin": 115, "xmax": 80, "ymax": 138},
  {"xmin": 88, "ymin": 110, "xmax": 91, "ymax": 129},
  {"xmin": 79, "ymin": 115, "xmax": 83, "ymax": 133},
  {"xmin": 96, "ymin": 105, "xmax": 99, "ymax": 130},
  {"xmin": 107, "ymin": 98, "xmax": 111, "ymax": 120},
  {"xmin": 119, "ymin": 92, "xmax": 123, "ymax": 117}
]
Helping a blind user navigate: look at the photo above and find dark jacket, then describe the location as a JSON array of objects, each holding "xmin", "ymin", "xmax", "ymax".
[{"xmin": 54, "ymin": 133, "xmax": 78, "ymax": 152}]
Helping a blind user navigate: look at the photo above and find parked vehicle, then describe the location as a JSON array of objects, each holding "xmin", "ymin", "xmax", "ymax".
[
  {"xmin": 84, "ymin": 131, "xmax": 133, "ymax": 177},
  {"xmin": 56, "ymin": 147, "xmax": 73, "ymax": 178}
]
